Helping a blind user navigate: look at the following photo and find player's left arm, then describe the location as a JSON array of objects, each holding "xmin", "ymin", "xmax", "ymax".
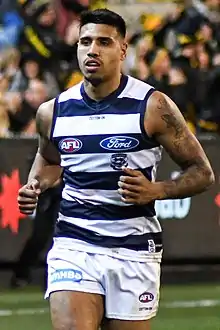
[
  {"xmin": 145, "ymin": 91, "xmax": 215, "ymax": 199},
  {"xmin": 118, "ymin": 91, "xmax": 215, "ymax": 205}
]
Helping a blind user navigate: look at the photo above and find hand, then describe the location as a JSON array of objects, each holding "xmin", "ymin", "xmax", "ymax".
[
  {"xmin": 118, "ymin": 167, "xmax": 161, "ymax": 205},
  {"xmin": 169, "ymin": 68, "xmax": 186, "ymax": 86},
  {"xmin": 18, "ymin": 179, "xmax": 41, "ymax": 215}
]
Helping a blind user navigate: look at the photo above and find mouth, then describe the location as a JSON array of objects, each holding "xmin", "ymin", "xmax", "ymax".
[{"xmin": 85, "ymin": 60, "xmax": 101, "ymax": 72}]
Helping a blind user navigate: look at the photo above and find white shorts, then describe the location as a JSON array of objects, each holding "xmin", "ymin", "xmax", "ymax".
[{"xmin": 45, "ymin": 239, "xmax": 161, "ymax": 320}]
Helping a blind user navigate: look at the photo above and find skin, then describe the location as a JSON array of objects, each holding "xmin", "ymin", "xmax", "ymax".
[
  {"xmin": 18, "ymin": 22, "xmax": 214, "ymax": 330},
  {"xmin": 118, "ymin": 92, "xmax": 214, "ymax": 205},
  {"xmin": 77, "ymin": 23, "xmax": 127, "ymax": 100}
]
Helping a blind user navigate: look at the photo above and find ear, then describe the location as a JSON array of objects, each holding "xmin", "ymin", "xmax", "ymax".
[{"xmin": 120, "ymin": 42, "xmax": 128, "ymax": 61}]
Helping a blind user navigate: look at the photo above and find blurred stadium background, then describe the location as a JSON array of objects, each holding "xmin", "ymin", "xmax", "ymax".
[{"xmin": 0, "ymin": 0, "xmax": 220, "ymax": 329}]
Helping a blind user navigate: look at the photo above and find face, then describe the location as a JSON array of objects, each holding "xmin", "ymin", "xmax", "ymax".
[
  {"xmin": 24, "ymin": 60, "xmax": 39, "ymax": 79},
  {"xmin": 198, "ymin": 51, "xmax": 210, "ymax": 68},
  {"xmin": 25, "ymin": 80, "xmax": 48, "ymax": 108},
  {"xmin": 212, "ymin": 53, "xmax": 220, "ymax": 66},
  {"xmin": 200, "ymin": 24, "xmax": 213, "ymax": 41},
  {"xmin": 159, "ymin": 53, "xmax": 171, "ymax": 74},
  {"xmin": 77, "ymin": 23, "xmax": 127, "ymax": 83},
  {"xmin": 0, "ymin": 75, "xmax": 9, "ymax": 93},
  {"xmin": 153, "ymin": 51, "xmax": 171, "ymax": 75},
  {"xmin": 38, "ymin": 5, "xmax": 56, "ymax": 27},
  {"xmin": 206, "ymin": 0, "xmax": 220, "ymax": 9},
  {"xmin": 182, "ymin": 45, "xmax": 195, "ymax": 58}
]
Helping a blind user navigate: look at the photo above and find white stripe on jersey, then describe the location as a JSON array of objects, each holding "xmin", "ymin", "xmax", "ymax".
[
  {"xmin": 53, "ymin": 113, "xmax": 141, "ymax": 137},
  {"xmin": 57, "ymin": 76, "xmax": 153, "ymax": 104},
  {"xmin": 58, "ymin": 213, "xmax": 162, "ymax": 237},
  {"xmin": 118, "ymin": 76, "xmax": 153, "ymax": 100},
  {"xmin": 62, "ymin": 185, "xmax": 131, "ymax": 206},
  {"xmin": 58, "ymin": 83, "xmax": 82, "ymax": 102},
  {"xmin": 61, "ymin": 148, "xmax": 162, "ymax": 172}
]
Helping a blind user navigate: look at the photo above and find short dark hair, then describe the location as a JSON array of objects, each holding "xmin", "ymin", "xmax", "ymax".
[{"xmin": 80, "ymin": 9, "xmax": 126, "ymax": 38}]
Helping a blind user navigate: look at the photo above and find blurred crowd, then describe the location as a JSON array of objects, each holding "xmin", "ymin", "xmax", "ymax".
[
  {"xmin": 0, "ymin": 0, "xmax": 90, "ymax": 137},
  {"xmin": 0, "ymin": 0, "xmax": 220, "ymax": 137},
  {"xmin": 124, "ymin": 0, "xmax": 220, "ymax": 134}
]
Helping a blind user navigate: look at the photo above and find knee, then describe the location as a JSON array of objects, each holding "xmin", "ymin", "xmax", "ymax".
[
  {"xmin": 50, "ymin": 299, "xmax": 75, "ymax": 330},
  {"xmin": 51, "ymin": 311, "xmax": 93, "ymax": 330},
  {"xmin": 51, "ymin": 313, "xmax": 75, "ymax": 330},
  {"xmin": 49, "ymin": 291, "xmax": 101, "ymax": 330}
]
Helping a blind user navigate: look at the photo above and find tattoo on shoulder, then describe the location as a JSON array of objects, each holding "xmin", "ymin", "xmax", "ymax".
[
  {"xmin": 157, "ymin": 97, "xmax": 166, "ymax": 111},
  {"xmin": 161, "ymin": 113, "xmax": 183, "ymax": 139},
  {"xmin": 156, "ymin": 96, "xmax": 184, "ymax": 139}
]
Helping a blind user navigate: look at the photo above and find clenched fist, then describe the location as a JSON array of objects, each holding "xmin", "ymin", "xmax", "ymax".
[
  {"xmin": 18, "ymin": 179, "xmax": 41, "ymax": 215},
  {"xmin": 118, "ymin": 167, "xmax": 162, "ymax": 205}
]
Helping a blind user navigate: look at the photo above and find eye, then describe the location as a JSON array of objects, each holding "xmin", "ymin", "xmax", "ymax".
[
  {"xmin": 100, "ymin": 39, "xmax": 111, "ymax": 46},
  {"xmin": 80, "ymin": 38, "xmax": 91, "ymax": 46},
  {"xmin": 101, "ymin": 40, "xmax": 109, "ymax": 46}
]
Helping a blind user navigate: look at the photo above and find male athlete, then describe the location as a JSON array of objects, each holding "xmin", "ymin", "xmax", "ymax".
[{"xmin": 18, "ymin": 9, "xmax": 214, "ymax": 330}]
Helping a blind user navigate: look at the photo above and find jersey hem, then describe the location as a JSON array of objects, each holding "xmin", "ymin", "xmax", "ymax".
[{"xmin": 52, "ymin": 237, "xmax": 163, "ymax": 262}]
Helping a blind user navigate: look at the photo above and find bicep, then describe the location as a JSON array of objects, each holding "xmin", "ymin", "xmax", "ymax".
[
  {"xmin": 36, "ymin": 100, "xmax": 60, "ymax": 165},
  {"xmin": 146, "ymin": 92, "xmax": 210, "ymax": 169},
  {"xmin": 38, "ymin": 135, "xmax": 60, "ymax": 165}
]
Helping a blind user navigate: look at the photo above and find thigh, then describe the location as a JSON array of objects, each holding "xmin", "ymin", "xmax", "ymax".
[
  {"xmin": 103, "ymin": 319, "xmax": 150, "ymax": 330},
  {"xmin": 50, "ymin": 290, "xmax": 104, "ymax": 330},
  {"xmin": 45, "ymin": 243, "xmax": 105, "ymax": 299},
  {"xmin": 104, "ymin": 259, "xmax": 160, "ymax": 321}
]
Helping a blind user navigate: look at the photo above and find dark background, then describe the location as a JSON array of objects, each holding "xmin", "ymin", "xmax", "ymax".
[{"xmin": 0, "ymin": 135, "xmax": 219, "ymax": 264}]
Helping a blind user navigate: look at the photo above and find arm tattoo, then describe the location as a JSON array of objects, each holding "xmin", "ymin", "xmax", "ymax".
[
  {"xmin": 154, "ymin": 95, "xmax": 214, "ymax": 199},
  {"xmin": 161, "ymin": 114, "xmax": 183, "ymax": 139}
]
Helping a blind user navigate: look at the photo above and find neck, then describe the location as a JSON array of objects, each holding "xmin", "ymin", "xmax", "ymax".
[{"xmin": 83, "ymin": 73, "xmax": 122, "ymax": 101}]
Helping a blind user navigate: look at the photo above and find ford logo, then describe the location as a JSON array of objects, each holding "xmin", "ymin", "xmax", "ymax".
[
  {"xmin": 100, "ymin": 136, "xmax": 139, "ymax": 151},
  {"xmin": 59, "ymin": 138, "xmax": 82, "ymax": 153}
]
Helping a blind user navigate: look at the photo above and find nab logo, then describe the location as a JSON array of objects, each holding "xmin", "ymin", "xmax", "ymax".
[
  {"xmin": 139, "ymin": 292, "xmax": 154, "ymax": 303},
  {"xmin": 59, "ymin": 138, "xmax": 82, "ymax": 153},
  {"xmin": 100, "ymin": 136, "xmax": 139, "ymax": 151},
  {"xmin": 51, "ymin": 268, "xmax": 82, "ymax": 284}
]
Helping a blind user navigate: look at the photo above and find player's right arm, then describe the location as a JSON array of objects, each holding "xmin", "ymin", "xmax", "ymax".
[{"xmin": 18, "ymin": 99, "xmax": 62, "ymax": 214}]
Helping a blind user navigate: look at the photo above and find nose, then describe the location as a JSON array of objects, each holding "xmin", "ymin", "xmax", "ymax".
[{"xmin": 87, "ymin": 41, "xmax": 100, "ymax": 58}]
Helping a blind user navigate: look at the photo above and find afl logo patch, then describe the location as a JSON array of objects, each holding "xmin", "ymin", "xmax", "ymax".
[
  {"xmin": 100, "ymin": 136, "xmax": 139, "ymax": 151},
  {"xmin": 59, "ymin": 138, "xmax": 82, "ymax": 153},
  {"xmin": 139, "ymin": 292, "xmax": 154, "ymax": 303}
]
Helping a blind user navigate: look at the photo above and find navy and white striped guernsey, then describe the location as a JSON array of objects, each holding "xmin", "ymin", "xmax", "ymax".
[{"xmin": 51, "ymin": 74, "xmax": 163, "ymax": 254}]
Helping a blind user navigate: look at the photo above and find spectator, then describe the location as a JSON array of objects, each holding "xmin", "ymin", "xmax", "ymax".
[
  {"xmin": 3, "ymin": 48, "xmax": 26, "ymax": 93},
  {"xmin": 0, "ymin": 8, "xmax": 23, "ymax": 50},
  {"xmin": 8, "ymin": 79, "xmax": 49, "ymax": 135},
  {"xmin": 18, "ymin": 0, "xmax": 81, "ymax": 90},
  {"xmin": 168, "ymin": 65, "xmax": 190, "ymax": 117},
  {"xmin": 0, "ymin": 98, "xmax": 10, "ymax": 137},
  {"xmin": 198, "ymin": 50, "xmax": 220, "ymax": 132},
  {"xmin": 0, "ymin": 73, "xmax": 10, "ymax": 96},
  {"xmin": 144, "ymin": 48, "xmax": 171, "ymax": 94},
  {"xmin": 133, "ymin": 34, "xmax": 154, "ymax": 80},
  {"xmin": 20, "ymin": 54, "xmax": 60, "ymax": 97},
  {"xmin": 0, "ymin": 0, "xmax": 219, "ymax": 138}
]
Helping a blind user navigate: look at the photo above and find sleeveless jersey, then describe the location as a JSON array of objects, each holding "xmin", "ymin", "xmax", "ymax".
[{"xmin": 51, "ymin": 75, "xmax": 163, "ymax": 259}]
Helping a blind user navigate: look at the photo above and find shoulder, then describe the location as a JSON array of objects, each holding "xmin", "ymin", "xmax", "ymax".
[
  {"xmin": 147, "ymin": 91, "xmax": 177, "ymax": 114},
  {"xmin": 145, "ymin": 90, "xmax": 184, "ymax": 137},
  {"xmin": 57, "ymin": 82, "xmax": 83, "ymax": 103},
  {"xmin": 37, "ymin": 98, "xmax": 56, "ymax": 121},
  {"xmin": 36, "ymin": 98, "xmax": 56, "ymax": 137},
  {"xmin": 119, "ymin": 75, "xmax": 155, "ymax": 100}
]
